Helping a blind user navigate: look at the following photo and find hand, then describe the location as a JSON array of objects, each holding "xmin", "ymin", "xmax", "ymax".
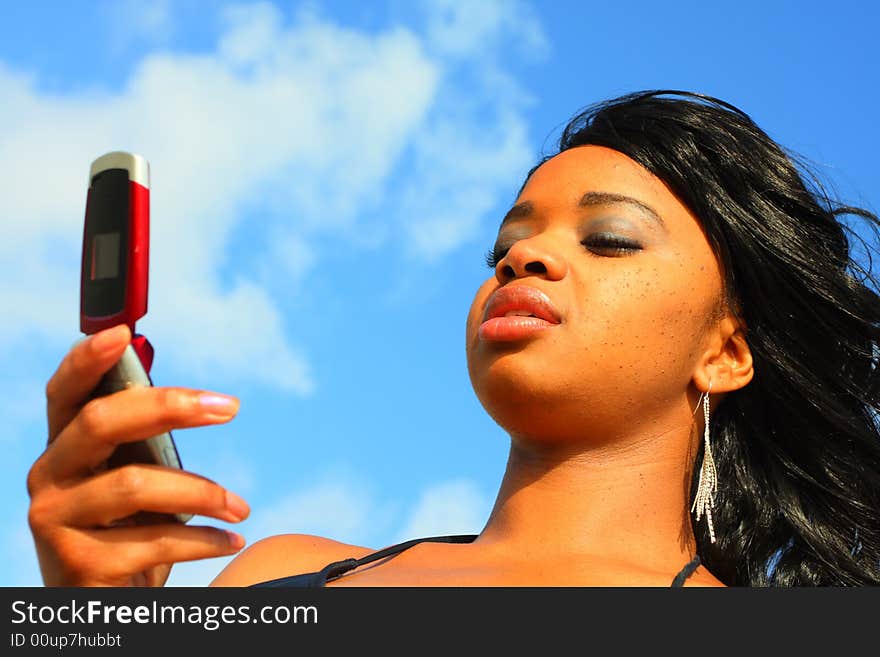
[{"xmin": 27, "ymin": 324, "xmax": 250, "ymax": 586}]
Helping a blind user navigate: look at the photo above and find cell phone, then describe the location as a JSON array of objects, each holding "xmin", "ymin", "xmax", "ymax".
[{"xmin": 80, "ymin": 151, "xmax": 191, "ymax": 524}]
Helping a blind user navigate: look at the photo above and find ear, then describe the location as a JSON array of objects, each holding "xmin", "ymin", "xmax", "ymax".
[{"xmin": 693, "ymin": 315, "xmax": 754, "ymax": 395}]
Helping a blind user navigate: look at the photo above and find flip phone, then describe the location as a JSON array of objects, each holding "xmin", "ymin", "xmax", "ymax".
[{"xmin": 81, "ymin": 151, "xmax": 191, "ymax": 524}]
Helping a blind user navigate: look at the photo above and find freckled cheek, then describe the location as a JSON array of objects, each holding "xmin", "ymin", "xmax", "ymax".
[{"xmin": 568, "ymin": 271, "xmax": 705, "ymax": 372}]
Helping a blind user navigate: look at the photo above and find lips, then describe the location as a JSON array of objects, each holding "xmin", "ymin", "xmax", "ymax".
[
  {"xmin": 482, "ymin": 285, "xmax": 562, "ymax": 324},
  {"xmin": 478, "ymin": 285, "xmax": 562, "ymax": 342}
]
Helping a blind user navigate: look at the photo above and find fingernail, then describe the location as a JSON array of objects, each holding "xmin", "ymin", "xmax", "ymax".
[
  {"xmin": 225, "ymin": 490, "xmax": 250, "ymax": 521},
  {"xmin": 91, "ymin": 325, "xmax": 129, "ymax": 354},
  {"xmin": 225, "ymin": 530, "xmax": 245, "ymax": 550},
  {"xmin": 198, "ymin": 394, "xmax": 239, "ymax": 414}
]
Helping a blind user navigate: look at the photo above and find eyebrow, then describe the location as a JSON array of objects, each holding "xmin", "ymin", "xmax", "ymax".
[{"xmin": 500, "ymin": 191, "xmax": 667, "ymax": 232}]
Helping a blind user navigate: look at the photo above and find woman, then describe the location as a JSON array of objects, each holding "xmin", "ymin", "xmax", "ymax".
[{"xmin": 27, "ymin": 90, "xmax": 880, "ymax": 586}]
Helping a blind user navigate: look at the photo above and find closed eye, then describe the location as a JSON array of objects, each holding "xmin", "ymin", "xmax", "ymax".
[
  {"xmin": 581, "ymin": 234, "xmax": 642, "ymax": 256},
  {"xmin": 483, "ymin": 235, "xmax": 642, "ymax": 269}
]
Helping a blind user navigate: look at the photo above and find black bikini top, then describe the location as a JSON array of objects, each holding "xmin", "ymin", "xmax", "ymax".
[{"xmin": 249, "ymin": 534, "xmax": 702, "ymax": 587}]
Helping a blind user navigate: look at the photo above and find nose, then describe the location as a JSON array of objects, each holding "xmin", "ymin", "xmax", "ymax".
[{"xmin": 495, "ymin": 235, "xmax": 567, "ymax": 284}]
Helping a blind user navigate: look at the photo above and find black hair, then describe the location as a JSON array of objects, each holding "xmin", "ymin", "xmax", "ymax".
[{"xmin": 527, "ymin": 90, "xmax": 880, "ymax": 586}]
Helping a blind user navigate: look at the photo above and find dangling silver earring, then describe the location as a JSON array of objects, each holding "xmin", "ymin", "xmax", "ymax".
[{"xmin": 690, "ymin": 381, "xmax": 717, "ymax": 543}]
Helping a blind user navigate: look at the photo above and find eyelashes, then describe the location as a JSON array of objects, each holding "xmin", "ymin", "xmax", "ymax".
[
  {"xmin": 484, "ymin": 234, "xmax": 642, "ymax": 269},
  {"xmin": 484, "ymin": 247, "xmax": 503, "ymax": 269}
]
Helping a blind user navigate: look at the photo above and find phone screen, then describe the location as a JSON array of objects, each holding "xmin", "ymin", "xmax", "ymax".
[
  {"xmin": 91, "ymin": 232, "xmax": 121, "ymax": 280},
  {"xmin": 82, "ymin": 168, "xmax": 130, "ymax": 318}
]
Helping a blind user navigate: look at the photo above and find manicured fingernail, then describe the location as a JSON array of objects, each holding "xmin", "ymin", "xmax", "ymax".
[
  {"xmin": 225, "ymin": 531, "xmax": 245, "ymax": 550},
  {"xmin": 91, "ymin": 325, "xmax": 129, "ymax": 354},
  {"xmin": 198, "ymin": 394, "xmax": 239, "ymax": 414},
  {"xmin": 225, "ymin": 490, "xmax": 250, "ymax": 521}
]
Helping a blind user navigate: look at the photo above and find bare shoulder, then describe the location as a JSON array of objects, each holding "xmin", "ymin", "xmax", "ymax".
[{"xmin": 209, "ymin": 534, "xmax": 373, "ymax": 587}]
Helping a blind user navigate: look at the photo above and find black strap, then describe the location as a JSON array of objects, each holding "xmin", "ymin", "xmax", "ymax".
[
  {"xmin": 670, "ymin": 555, "xmax": 701, "ymax": 587},
  {"xmin": 320, "ymin": 534, "xmax": 480, "ymax": 584},
  {"xmin": 253, "ymin": 536, "xmax": 701, "ymax": 587},
  {"xmin": 248, "ymin": 534, "xmax": 479, "ymax": 587}
]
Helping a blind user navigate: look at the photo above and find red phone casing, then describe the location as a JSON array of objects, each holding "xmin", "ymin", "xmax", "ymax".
[{"xmin": 79, "ymin": 177, "xmax": 149, "ymax": 336}]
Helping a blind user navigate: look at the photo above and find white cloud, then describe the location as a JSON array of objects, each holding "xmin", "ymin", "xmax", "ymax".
[
  {"xmin": 147, "ymin": 278, "xmax": 316, "ymax": 394},
  {"xmin": 108, "ymin": 0, "xmax": 175, "ymax": 48},
  {"xmin": 245, "ymin": 475, "xmax": 389, "ymax": 546},
  {"xmin": 0, "ymin": 5, "xmax": 437, "ymax": 393},
  {"xmin": 424, "ymin": 0, "xmax": 549, "ymax": 59},
  {"xmin": 394, "ymin": 479, "xmax": 492, "ymax": 542},
  {"xmin": 232, "ymin": 474, "xmax": 493, "ymax": 549},
  {"xmin": 259, "ymin": 230, "xmax": 318, "ymax": 286},
  {"xmin": 0, "ymin": 0, "xmax": 542, "ymax": 392},
  {"xmin": 397, "ymin": 108, "xmax": 532, "ymax": 262}
]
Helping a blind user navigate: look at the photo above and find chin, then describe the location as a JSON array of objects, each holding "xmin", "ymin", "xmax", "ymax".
[{"xmin": 470, "ymin": 362, "xmax": 575, "ymax": 443}]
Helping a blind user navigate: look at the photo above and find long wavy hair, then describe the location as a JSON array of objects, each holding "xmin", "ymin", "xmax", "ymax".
[{"xmin": 522, "ymin": 90, "xmax": 880, "ymax": 586}]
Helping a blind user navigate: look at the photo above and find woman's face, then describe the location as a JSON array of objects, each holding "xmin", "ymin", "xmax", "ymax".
[{"xmin": 465, "ymin": 145, "xmax": 726, "ymax": 446}]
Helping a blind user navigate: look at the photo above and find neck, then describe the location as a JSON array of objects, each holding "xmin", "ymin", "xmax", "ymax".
[{"xmin": 476, "ymin": 419, "xmax": 700, "ymax": 573}]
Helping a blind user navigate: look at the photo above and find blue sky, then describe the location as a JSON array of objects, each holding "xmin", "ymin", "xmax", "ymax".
[{"xmin": 1, "ymin": 0, "xmax": 877, "ymax": 586}]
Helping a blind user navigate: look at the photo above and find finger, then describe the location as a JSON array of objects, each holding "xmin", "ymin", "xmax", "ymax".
[
  {"xmin": 74, "ymin": 524, "xmax": 246, "ymax": 584},
  {"xmin": 39, "ymin": 385, "xmax": 239, "ymax": 483},
  {"xmin": 46, "ymin": 324, "xmax": 132, "ymax": 442},
  {"xmin": 54, "ymin": 464, "xmax": 250, "ymax": 528}
]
